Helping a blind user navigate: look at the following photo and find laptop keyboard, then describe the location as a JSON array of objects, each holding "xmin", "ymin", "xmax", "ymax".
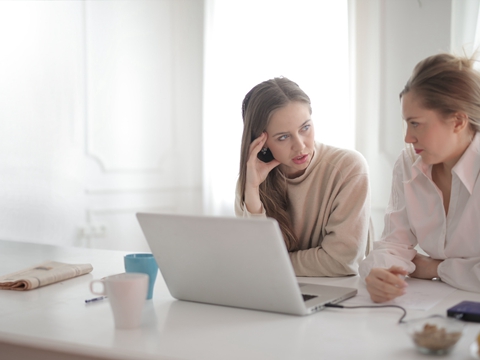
[{"xmin": 302, "ymin": 294, "xmax": 318, "ymax": 302}]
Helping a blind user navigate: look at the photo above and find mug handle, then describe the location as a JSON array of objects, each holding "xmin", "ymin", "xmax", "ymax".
[{"xmin": 90, "ymin": 279, "xmax": 106, "ymax": 296}]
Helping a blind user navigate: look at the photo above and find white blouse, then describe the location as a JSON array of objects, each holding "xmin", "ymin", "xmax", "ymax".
[{"xmin": 359, "ymin": 132, "xmax": 480, "ymax": 292}]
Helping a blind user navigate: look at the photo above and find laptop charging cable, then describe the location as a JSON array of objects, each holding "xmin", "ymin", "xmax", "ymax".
[{"xmin": 324, "ymin": 303, "xmax": 407, "ymax": 324}]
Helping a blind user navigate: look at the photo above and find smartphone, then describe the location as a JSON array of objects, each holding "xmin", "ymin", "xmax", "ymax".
[
  {"xmin": 257, "ymin": 148, "xmax": 275, "ymax": 163},
  {"xmin": 447, "ymin": 301, "xmax": 480, "ymax": 322}
]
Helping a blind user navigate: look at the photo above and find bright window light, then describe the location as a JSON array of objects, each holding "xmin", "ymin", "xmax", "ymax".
[{"xmin": 203, "ymin": 0, "xmax": 351, "ymax": 215}]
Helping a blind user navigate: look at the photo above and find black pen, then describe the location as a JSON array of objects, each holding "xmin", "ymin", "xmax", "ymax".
[{"xmin": 85, "ymin": 296, "xmax": 108, "ymax": 303}]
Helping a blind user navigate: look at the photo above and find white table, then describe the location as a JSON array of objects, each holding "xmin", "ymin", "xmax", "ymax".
[{"xmin": 1, "ymin": 239, "xmax": 480, "ymax": 360}]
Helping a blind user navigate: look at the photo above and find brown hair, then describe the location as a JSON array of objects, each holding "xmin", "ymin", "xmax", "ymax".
[
  {"xmin": 400, "ymin": 53, "xmax": 480, "ymax": 132},
  {"xmin": 239, "ymin": 77, "xmax": 311, "ymax": 251}
]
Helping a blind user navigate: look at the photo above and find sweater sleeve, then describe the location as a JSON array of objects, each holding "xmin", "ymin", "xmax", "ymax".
[
  {"xmin": 234, "ymin": 179, "xmax": 267, "ymax": 218},
  {"xmin": 289, "ymin": 153, "xmax": 371, "ymax": 277},
  {"xmin": 359, "ymin": 152, "xmax": 417, "ymax": 281}
]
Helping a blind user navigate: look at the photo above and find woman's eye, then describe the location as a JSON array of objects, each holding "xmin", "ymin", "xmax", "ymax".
[
  {"xmin": 302, "ymin": 124, "xmax": 310, "ymax": 131},
  {"xmin": 278, "ymin": 135, "xmax": 288, "ymax": 141},
  {"xmin": 410, "ymin": 122, "xmax": 419, "ymax": 128}
]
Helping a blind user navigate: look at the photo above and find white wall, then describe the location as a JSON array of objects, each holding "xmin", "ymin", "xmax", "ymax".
[
  {"xmin": 83, "ymin": 0, "xmax": 204, "ymax": 251},
  {"xmin": 0, "ymin": 0, "xmax": 204, "ymax": 251},
  {"xmin": 0, "ymin": 1, "xmax": 87, "ymax": 246},
  {"xmin": 352, "ymin": 0, "xmax": 452, "ymax": 240}
]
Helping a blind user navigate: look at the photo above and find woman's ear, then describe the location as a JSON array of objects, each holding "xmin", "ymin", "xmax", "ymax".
[{"xmin": 452, "ymin": 112, "xmax": 469, "ymax": 133}]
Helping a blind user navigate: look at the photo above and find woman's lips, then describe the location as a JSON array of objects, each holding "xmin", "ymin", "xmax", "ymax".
[
  {"xmin": 415, "ymin": 148, "xmax": 423, "ymax": 154},
  {"xmin": 292, "ymin": 154, "xmax": 309, "ymax": 165}
]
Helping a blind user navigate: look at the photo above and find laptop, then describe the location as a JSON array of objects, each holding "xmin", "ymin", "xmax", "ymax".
[{"xmin": 136, "ymin": 212, "xmax": 357, "ymax": 316}]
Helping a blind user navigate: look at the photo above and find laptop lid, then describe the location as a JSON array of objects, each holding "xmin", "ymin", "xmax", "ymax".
[{"xmin": 136, "ymin": 213, "xmax": 357, "ymax": 316}]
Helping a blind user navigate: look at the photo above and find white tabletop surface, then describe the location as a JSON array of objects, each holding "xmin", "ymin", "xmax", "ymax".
[{"xmin": 1, "ymin": 239, "xmax": 480, "ymax": 360}]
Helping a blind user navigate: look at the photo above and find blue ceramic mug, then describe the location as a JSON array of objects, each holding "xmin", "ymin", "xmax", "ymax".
[{"xmin": 124, "ymin": 253, "xmax": 158, "ymax": 300}]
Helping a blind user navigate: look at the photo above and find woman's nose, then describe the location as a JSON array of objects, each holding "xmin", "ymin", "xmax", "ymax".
[
  {"xmin": 292, "ymin": 136, "xmax": 305, "ymax": 152},
  {"xmin": 404, "ymin": 128, "xmax": 416, "ymax": 144}
]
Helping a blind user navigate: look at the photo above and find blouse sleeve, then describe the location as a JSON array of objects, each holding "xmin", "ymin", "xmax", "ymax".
[
  {"xmin": 359, "ymin": 151, "xmax": 418, "ymax": 280},
  {"xmin": 289, "ymin": 152, "xmax": 371, "ymax": 276},
  {"xmin": 438, "ymin": 257, "xmax": 480, "ymax": 292}
]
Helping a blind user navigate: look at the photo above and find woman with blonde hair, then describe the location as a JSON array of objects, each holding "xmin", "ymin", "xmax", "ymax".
[
  {"xmin": 236, "ymin": 77, "xmax": 371, "ymax": 276},
  {"xmin": 360, "ymin": 53, "xmax": 480, "ymax": 302}
]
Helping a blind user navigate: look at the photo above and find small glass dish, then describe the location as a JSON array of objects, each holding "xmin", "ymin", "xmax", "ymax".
[
  {"xmin": 403, "ymin": 316, "xmax": 464, "ymax": 355},
  {"xmin": 470, "ymin": 340, "xmax": 479, "ymax": 359}
]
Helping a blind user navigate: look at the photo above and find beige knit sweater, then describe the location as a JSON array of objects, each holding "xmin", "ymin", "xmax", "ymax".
[{"xmin": 235, "ymin": 142, "xmax": 371, "ymax": 277}]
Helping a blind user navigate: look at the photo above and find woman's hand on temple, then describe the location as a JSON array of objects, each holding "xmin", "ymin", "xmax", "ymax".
[
  {"xmin": 365, "ymin": 266, "xmax": 409, "ymax": 303},
  {"xmin": 245, "ymin": 132, "xmax": 280, "ymax": 187},
  {"xmin": 244, "ymin": 132, "xmax": 280, "ymax": 214}
]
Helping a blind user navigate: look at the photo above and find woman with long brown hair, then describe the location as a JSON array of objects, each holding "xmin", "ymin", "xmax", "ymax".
[{"xmin": 236, "ymin": 77, "xmax": 371, "ymax": 276}]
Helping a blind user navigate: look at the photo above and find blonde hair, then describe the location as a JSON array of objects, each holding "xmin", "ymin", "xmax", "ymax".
[
  {"xmin": 399, "ymin": 53, "xmax": 480, "ymax": 159},
  {"xmin": 239, "ymin": 77, "xmax": 311, "ymax": 251}
]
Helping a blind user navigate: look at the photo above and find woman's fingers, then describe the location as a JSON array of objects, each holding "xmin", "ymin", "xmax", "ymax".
[
  {"xmin": 245, "ymin": 132, "xmax": 278, "ymax": 186},
  {"xmin": 365, "ymin": 267, "xmax": 408, "ymax": 303},
  {"xmin": 247, "ymin": 132, "xmax": 267, "ymax": 161},
  {"xmin": 265, "ymin": 158, "xmax": 281, "ymax": 171},
  {"xmin": 367, "ymin": 286, "xmax": 397, "ymax": 303},
  {"xmin": 388, "ymin": 265, "xmax": 409, "ymax": 277}
]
